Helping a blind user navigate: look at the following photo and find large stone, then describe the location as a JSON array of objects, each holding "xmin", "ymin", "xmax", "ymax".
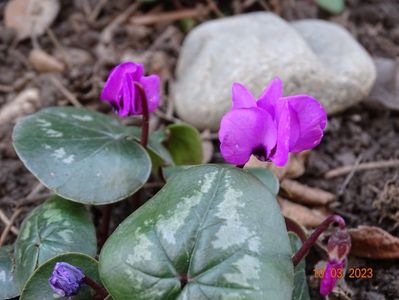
[{"xmin": 172, "ymin": 13, "xmax": 376, "ymax": 130}]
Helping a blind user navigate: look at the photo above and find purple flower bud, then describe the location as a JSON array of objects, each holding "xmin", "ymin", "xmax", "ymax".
[
  {"xmin": 218, "ymin": 78, "xmax": 327, "ymax": 167},
  {"xmin": 320, "ymin": 260, "xmax": 345, "ymax": 296},
  {"xmin": 327, "ymin": 228, "xmax": 351, "ymax": 262},
  {"xmin": 48, "ymin": 262, "xmax": 84, "ymax": 297},
  {"xmin": 101, "ymin": 62, "xmax": 160, "ymax": 117}
]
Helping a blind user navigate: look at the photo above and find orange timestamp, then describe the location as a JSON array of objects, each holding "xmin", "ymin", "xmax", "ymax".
[{"xmin": 313, "ymin": 267, "xmax": 374, "ymax": 279}]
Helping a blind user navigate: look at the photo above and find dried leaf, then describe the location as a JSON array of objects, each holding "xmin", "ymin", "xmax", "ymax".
[
  {"xmin": 349, "ymin": 226, "xmax": 399, "ymax": 259},
  {"xmin": 0, "ymin": 88, "xmax": 41, "ymax": 125},
  {"xmin": 245, "ymin": 152, "xmax": 308, "ymax": 180},
  {"xmin": 29, "ymin": 49, "xmax": 65, "ymax": 73},
  {"xmin": 5, "ymin": 0, "xmax": 60, "ymax": 41},
  {"xmin": 278, "ymin": 197, "xmax": 327, "ymax": 228},
  {"xmin": 281, "ymin": 179, "xmax": 336, "ymax": 206}
]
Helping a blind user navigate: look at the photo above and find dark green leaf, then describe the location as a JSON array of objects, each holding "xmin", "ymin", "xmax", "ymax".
[
  {"xmin": 164, "ymin": 124, "xmax": 203, "ymax": 165},
  {"xmin": 289, "ymin": 232, "xmax": 310, "ymax": 300},
  {"xmin": 125, "ymin": 127, "xmax": 173, "ymax": 167},
  {"xmin": 315, "ymin": 0, "xmax": 345, "ymax": 14},
  {"xmin": 20, "ymin": 253, "xmax": 101, "ymax": 300},
  {"xmin": 14, "ymin": 196, "xmax": 96, "ymax": 289},
  {"xmin": 161, "ymin": 165, "xmax": 194, "ymax": 181},
  {"xmin": 100, "ymin": 165, "xmax": 293, "ymax": 299},
  {"xmin": 13, "ymin": 107, "xmax": 151, "ymax": 205},
  {"xmin": 245, "ymin": 168, "xmax": 280, "ymax": 196},
  {"xmin": 0, "ymin": 245, "xmax": 19, "ymax": 299}
]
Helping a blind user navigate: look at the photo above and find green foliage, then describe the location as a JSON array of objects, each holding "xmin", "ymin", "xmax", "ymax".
[
  {"xmin": 99, "ymin": 165, "xmax": 293, "ymax": 299},
  {"xmin": 315, "ymin": 0, "xmax": 345, "ymax": 14},
  {"xmin": 245, "ymin": 168, "xmax": 280, "ymax": 196},
  {"xmin": 0, "ymin": 245, "xmax": 19, "ymax": 299},
  {"xmin": 20, "ymin": 253, "xmax": 100, "ymax": 300},
  {"xmin": 12, "ymin": 107, "xmax": 151, "ymax": 205},
  {"xmin": 164, "ymin": 124, "xmax": 203, "ymax": 165},
  {"xmin": 14, "ymin": 196, "xmax": 96, "ymax": 289},
  {"xmin": 289, "ymin": 232, "xmax": 311, "ymax": 300}
]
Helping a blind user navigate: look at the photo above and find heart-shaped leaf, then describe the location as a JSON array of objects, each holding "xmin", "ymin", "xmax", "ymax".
[
  {"xmin": 164, "ymin": 124, "xmax": 203, "ymax": 165},
  {"xmin": 0, "ymin": 245, "xmax": 19, "ymax": 299},
  {"xmin": 20, "ymin": 253, "xmax": 101, "ymax": 300},
  {"xmin": 289, "ymin": 232, "xmax": 310, "ymax": 300},
  {"xmin": 14, "ymin": 196, "xmax": 96, "ymax": 289},
  {"xmin": 100, "ymin": 165, "xmax": 293, "ymax": 299},
  {"xmin": 12, "ymin": 107, "xmax": 151, "ymax": 204}
]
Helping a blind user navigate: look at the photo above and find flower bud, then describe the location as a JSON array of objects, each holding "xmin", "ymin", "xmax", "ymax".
[
  {"xmin": 327, "ymin": 228, "xmax": 351, "ymax": 263},
  {"xmin": 48, "ymin": 262, "xmax": 84, "ymax": 297}
]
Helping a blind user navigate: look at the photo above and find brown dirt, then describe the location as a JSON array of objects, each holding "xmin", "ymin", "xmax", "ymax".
[{"xmin": 1, "ymin": 0, "xmax": 398, "ymax": 299}]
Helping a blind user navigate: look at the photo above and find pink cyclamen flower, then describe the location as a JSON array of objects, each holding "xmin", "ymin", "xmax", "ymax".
[
  {"xmin": 101, "ymin": 62, "xmax": 160, "ymax": 117},
  {"xmin": 218, "ymin": 77, "xmax": 327, "ymax": 166},
  {"xmin": 320, "ymin": 228, "xmax": 351, "ymax": 296},
  {"xmin": 320, "ymin": 260, "xmax": 345, "ymax": 296}
]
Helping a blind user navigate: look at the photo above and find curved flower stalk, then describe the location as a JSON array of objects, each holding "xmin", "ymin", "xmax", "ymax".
[{"xmin": 219, "ymin": 78, "xmax": 327, "ymax": 167}]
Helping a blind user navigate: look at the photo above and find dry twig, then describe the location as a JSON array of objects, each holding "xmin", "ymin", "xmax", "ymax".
[
  {"xmin": 50, "ymin": 77, "xmax": 82, "ymax": 107},
  {"xmin": 0, "ymin": 208, "xmax": 22, "ymax": 247},
  {"xmin": 325, "ymin": 159, "xmax": 399, "ymax": 179},
  {"xmin": 0, "ymin": 209, "xmax": 19, "ymax": 235},
  {"xmin": 130, "ymin": 7, "xmax": 207, "ymax": 26}
]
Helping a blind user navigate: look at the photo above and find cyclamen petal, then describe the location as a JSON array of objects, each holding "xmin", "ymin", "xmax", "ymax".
[
  {"xmin": 218, "ymin": 78, "xmax": 327, "ymax": 166},
  {"xmin": 320, "ymin": 260, "xmax": 345, "ymax": 296},
  {"xmin": 101, "ymin": 62, "xmax": 160, "ymax": 117},
  {"xmin": 231, "ymin": 83, "xmax": 257, "ymax": 109},
  {"xmin": 48, "ymin": 262, "xmax": 84, "ymax": 297},
  {"xmin": 219, "ymin": 108, "xmax": 277, "ymax": 165},
  {"xmin": 257, "ymin": 77, "xmax": 283, "ymax": 116},
  {"xmin": 285, "ymin": 95, "xmax": 327, "ymax": 152}
]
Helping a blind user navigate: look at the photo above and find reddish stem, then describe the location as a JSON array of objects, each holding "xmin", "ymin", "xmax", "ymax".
[
  {"xmin": 292, "ymin": 215, "xmax": 345, "ymax": 267},
  {"xmin": 98, "ymin": 204, "xmax": 112, "ymax": 248},
  {"xmin": 83, "ymin": 276, "xmax": 108, "ymax": 299},
  {"xmin": 134, "ymin": 82, "xmax": 149, "ymax": 148}
]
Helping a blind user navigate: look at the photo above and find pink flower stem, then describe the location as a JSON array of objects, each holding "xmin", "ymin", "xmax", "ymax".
[
  {"xmin": 83, "ymin": 276, "xmax": 108, "ymax": 299},
  {"xmin": 134, "ymin": 82, "xmax": 149, "ymax": 148},
  {"xmin": 292, "ymin": 215, "xmax": 345, "ymax": 267}
]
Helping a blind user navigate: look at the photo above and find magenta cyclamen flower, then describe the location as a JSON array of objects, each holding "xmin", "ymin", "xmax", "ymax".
[
  {"xmin": 48, "ymin": 262, "xmax": 84, "ymax": 297},
  {"xmin": 101, "ymin": 62, "xmax": 160, "ymax": 117},
  {"xmin": 219, "ymin": 78, "xmax": 327, "ymax": 166},
  {"xmin": 320, "ymin": 228, "xmax": 351, "ymax": 296}
]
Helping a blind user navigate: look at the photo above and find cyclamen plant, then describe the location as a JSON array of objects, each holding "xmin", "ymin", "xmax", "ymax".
[{"xmin": 3, "ymin": 61, "xmax": 351, "ymax": 300}]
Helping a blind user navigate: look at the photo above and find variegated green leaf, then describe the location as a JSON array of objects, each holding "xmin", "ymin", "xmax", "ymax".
[
  {"xmin": 12, "ymin": 107, "xmax": 151, "ymax": 204},
  {"xmin": 100, "ymin": 165, "xmax": 293, "ymax": 299},
  {"xmin": 14, "ymin": 196, "xmax": 96, "ymax": 289}
]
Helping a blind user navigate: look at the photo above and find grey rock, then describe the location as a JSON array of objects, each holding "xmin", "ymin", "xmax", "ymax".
[{"xmin": 172, "ymin": 13, "xmax": 376, "ymax": 130}]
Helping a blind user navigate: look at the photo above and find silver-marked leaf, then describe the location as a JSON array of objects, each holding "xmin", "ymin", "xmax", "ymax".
[
  {"xmin": 14, "ymin": 196, "xmax": 96, "ymax": 289},
  {"xmin": 100, "ymin": 165, "xmax": 293, "ymax": 300},
  {"xmin": 0, "ymin": 245, "xmax": 19, "ymax": 299},
  {"xmin": 289, "ymin": 232, "xmax": 310, "ymax": 300},
  {"xmin": 245, "ymin": 168, "xmax": 280, "ymax": 196},
  {"xmin": 20, "ymin": 253, "xmax": 101, "ymax": 300},
  {"xmin": 165, "ymin": 124, "xmax": 203, "ymax": 165},
  {"xmin": 12, "ymin": 107, "xmax": 151, "ymax": 204}
]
